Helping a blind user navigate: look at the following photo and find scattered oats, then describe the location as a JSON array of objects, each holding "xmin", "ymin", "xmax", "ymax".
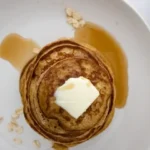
[
  {"xmin": 11, "ymin": 113, "xmax": 19, "ymax": 120},
  {"xmin": 0, "ymin": 117, "xmax": 4, "ymax": 124},
  {"xmin": 11, "ymin": 118, "xmax": 17, "ymax": 125},
  {"xmin": 13, "ymin": 138, "xmax": 22, "ymax": 145},
  {"xmin": 8, "ymin": 123, "xmax": 14, "ymax": 132},
  {"xmin": 72, "ymin": 12, "xmax": 82, "ymax": 21},
  {"xmin": 10, "ymin": 120, "xmax": 18, "ymax": 127},
  {"xmin": 15, "ymin": 107, "xmax": 23, "ymax": 115},
  {"xmin": 15, "ymin": 126, "xmax": 23, "ymax": 134},
  {"xmin": 67, "ymin": 17, "xmax": 73, "ymax": 24},
  {"xmin": 73, "ymin": 22, "xmax": 80, "ymax": 29},
  {"xmin": 33, "ymin": 48, "xmax": 40, "ymax": 54},
  {"xmin": 79, "ymin": 20, "xmax": 85, "ymax": 27},
  {"xmin": 33, "ymin": 140, "xmax": 41, "ymax": 148},
  {"xmin": 7, "ymin": 107, "xmax": 24, "ymax": 133},
  {"xmin": 65, "ymin": 8, "xmax": 73, "ymax": 17},
  {"xmin": 72, "ymin": 18, "xmax": 78, "ymax": 24},
  {"xmin": 65, "ymin": 7, "xmax": 85, "ymax": 29},
  {"xmin": 7, "ymin": 120, "xmax": 18, "ymax": 132}
]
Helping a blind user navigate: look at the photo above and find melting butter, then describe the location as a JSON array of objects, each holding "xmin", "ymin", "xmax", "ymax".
[
  {"xmin": 0, "ymin": 33, "xmax": 40, "ymax": 71},
  {"xmin": 59, "ymin": 83, "xmax": 75, "ymax": 90},
  {"xmin": 54, "ymin": 77, "xmax": 99, "ymax": 119}
]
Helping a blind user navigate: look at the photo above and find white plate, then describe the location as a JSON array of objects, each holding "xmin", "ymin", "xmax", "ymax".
[{"xmin": 0, "ymin": 0, "xmax": 150, "ymax": 150}]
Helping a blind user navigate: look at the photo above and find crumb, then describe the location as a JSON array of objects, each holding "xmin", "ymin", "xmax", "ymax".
[
  {"xmin": 13, "ymin": 138, "xmax": 22, "ymax": 145},
  {"xmin": 10, "ymin": 120, "xmax": 18, "ymax": 127},
  {"xmin": 33, "ymin": 140, "xmax": 41, "ymax": 148},
  {"xmin": 8, "ymin": 123, "xmax": 14, "ymax": 132},
  {"xmin": 15, "ymin": 126, "xmax": 23, "ymax": 134},
  {"xmin": 11, "ymin": 113, "xmax": 19, "ymax": 120},
  {"xmin": 15, "ymin": 107, "xmax": 23, "ymax": 115},
  {"xmin": 8, "ymin": 118, "xmax": 19, "ymax": 132}
]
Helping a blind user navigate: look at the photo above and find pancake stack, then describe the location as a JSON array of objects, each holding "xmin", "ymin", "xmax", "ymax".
[{"xmin": 20, "ymin": 39, "xmax": 115, "ymax": 147}]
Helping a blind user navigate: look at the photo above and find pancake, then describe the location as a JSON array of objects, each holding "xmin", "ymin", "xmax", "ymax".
[{"xmin": 19, "ymin": 39, "xmax": 115, "ymax": 147}]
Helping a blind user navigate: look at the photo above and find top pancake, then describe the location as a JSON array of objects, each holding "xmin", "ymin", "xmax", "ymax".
[{"xmin": 20, "ymin": 39, "xmax": 115, "ymax": 146}]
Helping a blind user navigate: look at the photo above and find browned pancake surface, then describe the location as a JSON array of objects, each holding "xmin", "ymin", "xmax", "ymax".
[{"xmin": 20, "ymin": 40, "xmax": 115, "ymax": 146}]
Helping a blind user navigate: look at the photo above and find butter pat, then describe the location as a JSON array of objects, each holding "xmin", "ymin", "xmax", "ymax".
[{"xmin": 54, "ymin": 77, "xmax": 100, "ymax": 119}]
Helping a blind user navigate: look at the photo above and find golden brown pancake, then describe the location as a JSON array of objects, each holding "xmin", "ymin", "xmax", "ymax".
[{"xmin": 19, "ymin": 39, "xmax": 115, "ymax": 147}]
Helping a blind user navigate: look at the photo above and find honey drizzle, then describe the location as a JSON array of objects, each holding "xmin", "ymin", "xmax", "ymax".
[{"xmin": 74, "ymin": 22, "xmax": 128, "ymax": 108}]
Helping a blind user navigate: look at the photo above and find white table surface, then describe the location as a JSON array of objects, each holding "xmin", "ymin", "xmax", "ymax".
[{"xmin": 0, "ymin": 0, "xmax": 150, "ymax": 149}]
